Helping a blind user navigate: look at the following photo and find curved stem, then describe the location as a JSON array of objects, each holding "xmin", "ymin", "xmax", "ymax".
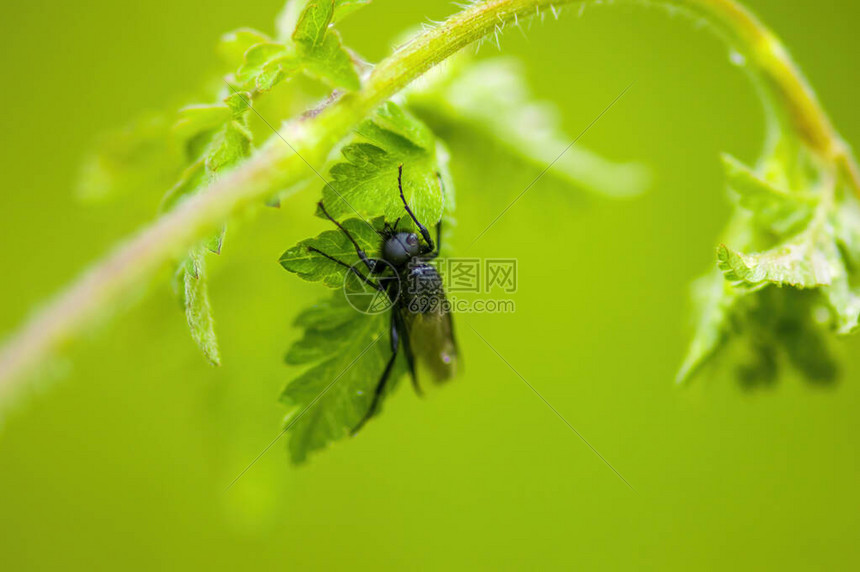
[
  {"xmin": 0, "ymin": 0, "xmax": 856, "ymax": 406},
  {"xmin": 675, "ymin": 1, "xmax": 859, "ymax": 188}
]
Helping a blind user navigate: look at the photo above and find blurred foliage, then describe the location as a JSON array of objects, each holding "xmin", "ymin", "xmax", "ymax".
[
  {"xmin": 4, "ymin": 0, "xmax": 860, "ymax": 568},
  {"xmin": 678, "ymin": 131, "xmax": 860, "ymax": 383},
  {"xmin": 71, "ymin": 1, "xmax": 652, "ymax": 462}
]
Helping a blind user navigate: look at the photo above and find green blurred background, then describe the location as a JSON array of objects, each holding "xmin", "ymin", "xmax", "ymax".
[{"xmin": 1, "ymin": 0, "xmax": 858, "ymax": 569}]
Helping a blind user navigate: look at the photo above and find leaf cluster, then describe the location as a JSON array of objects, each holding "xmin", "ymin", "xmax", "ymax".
[
  {"xmin": 73, "ymin": 0, "xmax": 858, "ymax": 465},
  {"xmin": 78, "ymin": 0, "xmax": 368, "ymax": 364},
  {"xmin": 278, "ymin": 101, "xmax": 453, "ymax": 462},
  {"xmin": 678, "ymin": 138, "xmax": 860, "ymax": 385}
]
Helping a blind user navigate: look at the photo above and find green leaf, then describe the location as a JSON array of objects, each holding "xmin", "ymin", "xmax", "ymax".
[
  {"xmin": 279, "ymin": 217, "xmax": 382, "ymax": 288},
  {"xmin": 292, "ymin": 0, "xmax": 334, "ymax": 49},
  {"xmin": 205, "ymin": 120, "xmax": 252, "ymax": 174},
  {"xmin": 177, "ymin": 247, "xmax": 221, "ymax": 366},
  {"xmin": 237, "ymin": 43, "xmax": 288, "ymax": 78},
  {"xmin": 822, "ymin": 276, "xmax": 860, "ymax": 335},
  {"xmin": 676, "ymin": 270, "xmax": 739, "ymax": 384},
  {"xmin": 322, "ymin": 102, "xmax": 445, "ymax": 225},
  {"xmin": 406, "ymin": 57, "xmax": 649, "ymax": 198},
  {"xmin": 160, "ymin": 159, "xmax": 206, "ymax": 212},
  {"xmin": 293, "ymin": 295, "xmax": 360, "ymax": 331},
  {"xmin": 331, "ymin": 0, "xmax": 371, "ymax": 22},
  {"xmin": 292, "ymin": 1, "xmax": 361, "ymax": 90},
  {"xmin": 160, "ymin": 117, "xmax": 251, "ymax": 216},
  {"xmin": 735, "ymin": 340, "xmax": 779, "ymax": 389},
  {"xmin": 277, "ymin": 0, "xmax": 369, "ymax": 41},
  {"xmin": 717, "ymin": 234, "xmax": 833, "ymax": 289},
  {"xmin": 258, "ymin": 55, "xmax": 301, "ymax": 92},
  {"xmin": 833, "ymin": 191, "xmax": 860, "ymax": 269},
  {"xmin": 236, "ymin": 43, "xmax": 300, "ymax": 92},
  {"xmin": 722, "ymin": 154, "xmax": 816, "ymax": 235},
  {"xmin": 678, "ymin": 272, "xmax": 841, "ymax": 386},
  {"xmin": 299, "ymin": 30, "xmax": 360, "ymax": 90},
  {"xmin": 277, "ymin": 98, "xmax": 454, "ymax": 463},
  {"xmin": 281, "ymin": 292, "xmax": 402, "ymax": 464},
  {"xmin": 173, "ymin": 104, "xmax": 232, "ymax": 142},
  {"xmin": 223, "ymin": 91, "xmax": 253, "ymax": 116},
  {"xmin": 680, "ymin": 131, "xmax": 860, "ymax": 383},
  {"xmin": 824, "ymin": 194, "xmax": 860, "ymax": 333},
  {"xmin": 205, "ymin": 227, "xmax": 226, "ymax": 255},
  {"xmin": 218, "ymin": 28, "xmax": 271, "ymax": 70},
  {"xmin": 161, "ymin": 120, "xmax": 251, "ymax": 213},
  {"xmin": 739, "ymin": 288, "xmax": 839, "ymax": 386},
  {"xmin": 164, "ymin": 117, "xmax": 249, "ymax": 362}
]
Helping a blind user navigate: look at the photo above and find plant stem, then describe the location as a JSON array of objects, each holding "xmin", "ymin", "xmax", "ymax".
[
  {"xmin": 677, "ymin": 0, "xmax": 858, "ymax": 185},
  {"xmin": 0, "ymin": 0, "xmax": 856, "ymax": 408}
]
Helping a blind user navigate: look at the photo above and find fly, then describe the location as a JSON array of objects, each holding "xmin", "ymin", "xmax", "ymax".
[{"xmin": 307, "ymin": 164, "xmax": 458, "ymax": 434}]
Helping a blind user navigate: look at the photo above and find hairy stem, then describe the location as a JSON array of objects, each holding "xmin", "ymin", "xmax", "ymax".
[{"xmin": 0, "ymin": 0, "xmax": 856, "ymax": 407}]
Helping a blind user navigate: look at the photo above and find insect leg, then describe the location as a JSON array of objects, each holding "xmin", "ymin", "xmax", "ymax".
[
  {"xmin": 397, "ymin": 164, "xmax": 434, "ymax": 252},
  {"xmin": 351, "ymin": 314, "xmax": 400, "ymax": 435},
  {"xmin": 306, "ymin": 246, "xmax": 384, "ymax": 293},
  {"xmin": 317, "ymin": 200, "xmax": 379, "ymax": 272}
]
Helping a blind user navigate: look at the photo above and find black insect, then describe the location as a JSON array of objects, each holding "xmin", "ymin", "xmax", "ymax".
[{"xmin": 308, "ymin": 165, "xmax": 458, "ymax": 435}]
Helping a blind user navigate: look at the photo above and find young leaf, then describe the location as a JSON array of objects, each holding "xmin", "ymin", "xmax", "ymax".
[
  {"xmin": 205, "ymin": 120, "xmax": 252, "ymax": 174},
  {"xmin": 281, "ymin": 292, "xmax": 402, "ymax": 464},
  {"xmin": 739, "ymin": 288, "xmax": 838, "ymax": 385},
  {"xmin": 722, "ymin": 154, "xmax": 816, "ymax": 235},
  {"xmin": 299, "ymin": 31, "xmax": 360, "ymax": 90},
  {"xmin": 680, "ymin": 138, "xmax": 860, "ymax": 384},
  {"xmin": 177, "ymin": 247, "xmax": 221, "ymax": 366},
  {"xmin": 224, "ymin": 91, "xmax": 253, "ymax": 116},
  {"xmin": 291, "ymin": 0, "xmax": 361, "ymax": 90},
  {"xmin": 161, "ymin": 120, "xmax": 252, "ymax": 212},
  {"xmin": 160, "ymin": 159, "xmax": 206, "ymax": 213},
  {"xmin": 822, "ymin": 276, "xmax": 860, "ymax": 335},
  {"xmin": 716, "ymin": 236, "xmax": 833, "ymax": 289},
  {"xmin": 323, "ymin": 102, "xmax": 445, "ymax": 225},
  {"xmin": 258, "ymin": 55, "xmax": 301, "ymax": 92},
  {"xmin": 331, "ymin": 0, "xmax": 371, "ymax": 22},
  {"xmin": 676, "ymin": 270, "xmax": 740, "ymax": 384},
  {"xmin": 162, "ymin": 115, "xmax": 250, "ymax": 364},
  {"xmin": 279, "ymin": 217, "xmax": 383, "ymax": 287},
  {"xmin": 218, "ymin": 28, "xmax": 271, "ymax": 70},
  {"xmin": 173, "ymin": 104, "xmax": 233, "ymax": 142},
  {"xmin": 406, "ymin": 57, "xmax": 649, "ymax": 198},
  {"xmin": 237, "ymin": 42, "xmax": 288, "ymax": 78},
  {"xmin": 825, "ymin": 195, "xmax": 860, "ymax": 333},
  {"xmin": 234, "ymin": 1, "xmax": 367, "ymax": 94},
  {"xmin": 292, "ymin": 0, "xmax": 334, "ymax": 48},
  {"xmin": 206, "ymin": 227, "xmax": 226, "ymax": 255},
  {"xmin": 277, "ymin": 0, "xmax": 370, "ymax": 41},
  {"xmin": 833, "ymin": 191, "xmax": 860, "ymax": 269},
  {"xmin": 236, "ymin": 43, "xmax": 303, "ymax": 93}
]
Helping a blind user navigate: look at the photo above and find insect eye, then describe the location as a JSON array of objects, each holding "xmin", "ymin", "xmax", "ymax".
[{"xmin": 406, "ymin": 234, "xmax": 418, "ymax": 246}]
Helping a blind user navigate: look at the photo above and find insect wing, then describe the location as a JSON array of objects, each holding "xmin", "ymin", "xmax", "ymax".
[{"xmin": 401, "ymin": 296, "xmax": 458, "ymax": 383}]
